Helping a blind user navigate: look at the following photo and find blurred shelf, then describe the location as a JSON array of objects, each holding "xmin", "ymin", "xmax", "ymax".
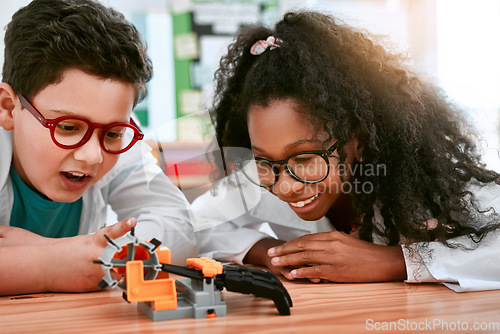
[{"xmin": 146, "ymin": 140, "xmax": 214, "ymax": 202}]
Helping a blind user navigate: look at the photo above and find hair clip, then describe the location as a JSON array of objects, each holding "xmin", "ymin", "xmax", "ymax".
[{"xmin": 250, "ymin": 36, "xmax": 282, "ymax": 55}]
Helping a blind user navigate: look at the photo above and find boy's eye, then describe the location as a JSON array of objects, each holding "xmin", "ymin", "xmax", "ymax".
[
  {"xmin": 60, "ymin": 125, "xmax": 76, "ymax": 131},
  {"xmin": 106, "ymin": 131, "xmax": 123, "ymax": 139},
  {"xmin": 56, "ymin": 122, "xmax": 81, "ymax": 132},
  {"xmin": 105, "ymin": 126, "xmax": 127, "ymax": 140}
]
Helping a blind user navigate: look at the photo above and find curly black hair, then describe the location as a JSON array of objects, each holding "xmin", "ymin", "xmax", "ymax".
[
  {"xmin": 210, "ymin": 10, "xmax": 500, "ymax": 246},
  {"xmin": 3, "ymin": 0, "xmax": 152, "ymax": 105}
]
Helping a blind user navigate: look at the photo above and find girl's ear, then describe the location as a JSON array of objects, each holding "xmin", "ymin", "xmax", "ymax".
[{"xmin": 0, "ymin": 83, "xmax": 18, "ymax": 130}]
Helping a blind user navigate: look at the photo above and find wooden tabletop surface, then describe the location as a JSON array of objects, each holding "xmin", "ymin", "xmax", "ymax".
[{"xmin": 1, "ymin": 278, "xmax": 500, "ymax": 333}]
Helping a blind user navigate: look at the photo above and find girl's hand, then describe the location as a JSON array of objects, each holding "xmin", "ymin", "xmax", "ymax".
[
  {"xmin": 244, "ymin": 238, "xmax": 321, "ymax": 283},
  {"xmin": 267, "ymin": 231, "xmax": 407, "ymax": 283},
  {"xmin": 243, "ymin": 238, "xmax": 294, "ymax": 278}
]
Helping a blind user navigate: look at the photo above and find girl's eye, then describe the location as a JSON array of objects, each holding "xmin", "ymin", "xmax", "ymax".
[{"xmin": 291, "ymin": 156, "xmax": 313, "ymax": 163}]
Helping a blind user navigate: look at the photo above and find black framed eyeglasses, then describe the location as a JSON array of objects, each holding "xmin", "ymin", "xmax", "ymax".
[
  {"xmin": 18, "ymin": 93, "xmax": 144, "ymax": 154},
  {"xmin": 238, "ymin": 142, "xmax": 339, "ymax": 188}
]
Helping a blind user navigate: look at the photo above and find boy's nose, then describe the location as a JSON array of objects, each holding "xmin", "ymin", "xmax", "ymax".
[{"xmin": 73, "ymin": 131, "xmax": 103, "ymax": 165}]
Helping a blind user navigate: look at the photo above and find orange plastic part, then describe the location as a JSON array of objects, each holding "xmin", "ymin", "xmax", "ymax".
[
  {"xmin": 186, "ymin": 257, "xmax": 223, "ymax": 277},
  {"xmin": 125, "ymin": 260, "xmax": 177, "ymax": 311},
  {"xmin": 112, "ymin": 245, "xmax": 150, "ymax": 275},
  {"xmin": 156, "ymin": 245, "xmax": 171, "ymax": 279},
  {"xmin": 157, "ymin": 245, "xmax": 171, "ymax": 264},
  {"xmin": 112, "ymin": 242, "xmax": 172, "ymax": 278}
]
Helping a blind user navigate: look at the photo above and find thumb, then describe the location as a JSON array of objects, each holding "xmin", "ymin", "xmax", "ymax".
[{"xmin": 98, "ymin": 218, "xmax": 137, "ymax": 242}]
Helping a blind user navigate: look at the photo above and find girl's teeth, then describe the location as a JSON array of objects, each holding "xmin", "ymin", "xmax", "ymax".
[{"xmin": 290, "ymin": 194, "xmax": 319, "ymax": 208}]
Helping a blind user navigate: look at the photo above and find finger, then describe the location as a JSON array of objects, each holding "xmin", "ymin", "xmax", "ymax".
[
  {"xmin": 279, "ymin": 267, "xmax": 295, "ymax": 281},
  {"xmin": 108, "ymin": 218, "xmax": 137, "ymax": 239},
  {"xmin": 271, "ymin": 250, "xmax": 330, "ymax": 267},
  {"xmin": 290, "ymin": 265, "xmax": 331, "ymax": 280},
  {"xmin": 98, "ymin": 218, "xmax": 137, "ymax": 243},
  {"xmin": 110, "ymin": 270, "xmax": 123, "ymax": 282},
  {"xmin": 268, "ymin": 232, "xmax": 345, "ymax": 256}
]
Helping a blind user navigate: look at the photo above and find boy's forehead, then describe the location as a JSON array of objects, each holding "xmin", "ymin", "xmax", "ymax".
[{"xmin": 31, "ymin": 69, "xmax": 135, "ymax": 122}]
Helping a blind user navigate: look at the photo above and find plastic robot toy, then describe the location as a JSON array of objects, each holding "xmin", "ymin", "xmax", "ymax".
[{"xmin": 94, "ymin": 228, "xmax": 292, "ymax": 321}]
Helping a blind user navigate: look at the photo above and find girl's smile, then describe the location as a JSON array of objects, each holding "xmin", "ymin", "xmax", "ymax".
[{"xmin": 289, "ymin": 193, "xmax": 320, "ymax": 208}]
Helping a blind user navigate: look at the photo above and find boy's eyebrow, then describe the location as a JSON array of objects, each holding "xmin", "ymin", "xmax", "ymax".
[{"xmin": 45, "ymin": 108, "xmax": 79, "ymax": 116}]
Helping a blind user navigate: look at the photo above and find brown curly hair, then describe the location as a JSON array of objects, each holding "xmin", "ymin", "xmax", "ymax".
[{"xmin": 210, "ymin": 10, "xmax": 500, "ymax": 246}]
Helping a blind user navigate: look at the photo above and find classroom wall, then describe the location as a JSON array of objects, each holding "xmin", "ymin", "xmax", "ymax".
[
  {"xmin": 0, "ymin": 0, "xmax": 498, "ymax": 172},
  {"xmin": 0, "ymin": 0, "xmax": 30, "ymax": 74}
]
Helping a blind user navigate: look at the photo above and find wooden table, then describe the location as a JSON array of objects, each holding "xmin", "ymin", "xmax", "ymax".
[{"xmin": 1, "ymin": 280, "xmax": 499, "ymax": 333}]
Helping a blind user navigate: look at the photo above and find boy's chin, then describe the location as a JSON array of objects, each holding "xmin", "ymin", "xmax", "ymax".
[{"xmin": 42, "ymin": 189, "xmax": 87, "ymax": 203}]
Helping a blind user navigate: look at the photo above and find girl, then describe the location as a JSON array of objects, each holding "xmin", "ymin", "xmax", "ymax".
[{"xmin": 192, "ymin": 11, "xmax": 500, "ymax": 291}]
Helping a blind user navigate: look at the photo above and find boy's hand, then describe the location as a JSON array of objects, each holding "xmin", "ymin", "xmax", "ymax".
[
  {"xmin": 41, "ymin": 218, "xmax": 137, "ymax": 293},
  {"xmin": 0, "ymin": 225, "xmax": 58, "ymax": 246},
  {"xmin": 267, "ymin": 232, "xmax": 407, "ymax": 283}
]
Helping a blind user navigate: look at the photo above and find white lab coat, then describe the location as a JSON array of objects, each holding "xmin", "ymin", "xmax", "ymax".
[
  {"xmin": 192, "ymin": 172, "xmax": 500, "ymax": 292},
  {"xmin": 0, "ymin": 128, "xmax": 197, "ymax": 264}
]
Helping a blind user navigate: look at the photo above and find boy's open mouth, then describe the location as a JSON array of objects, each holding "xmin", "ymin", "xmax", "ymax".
[{"xmin": 62, "ymin": 171, "xmax": 87, "ymax": 182}]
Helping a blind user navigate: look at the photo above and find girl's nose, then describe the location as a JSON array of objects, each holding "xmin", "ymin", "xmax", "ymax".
[{"xmin": 272, "ymin": 167, "xmax": 305, "ymax": 197}]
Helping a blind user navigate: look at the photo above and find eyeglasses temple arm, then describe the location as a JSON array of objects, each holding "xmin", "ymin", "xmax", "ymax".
[
  {"xmin": 18, "ymin": 93, "xmax": 47, "ymax": 126},
  {"xmin": 326, "ymin": 142, "xmax": 338, "ymax": 156},
  {"xmin": 129, "ymin": 117, "xmax": 144, "ymax": 138}
]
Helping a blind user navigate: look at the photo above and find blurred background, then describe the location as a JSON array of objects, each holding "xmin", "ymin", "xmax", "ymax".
[{"xmin": 1, "ymin": 0, "xmax": 499, "ymax": 199}]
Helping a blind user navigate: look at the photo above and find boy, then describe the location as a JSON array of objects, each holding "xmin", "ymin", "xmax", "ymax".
[{"xmin": 0, "ymin": 0, "xmax": 196, "ymax": 295}]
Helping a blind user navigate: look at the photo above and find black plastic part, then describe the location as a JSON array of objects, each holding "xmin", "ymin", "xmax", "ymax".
[
  {"xmin": 149, "ymin": 238, "xmax": 162, "ymax": 253},
  {"xmin": 104, "ymin": 234, "xmax": 120, "ymax": 249},
  {"xmin": 161, "ymin": 264, "xmax": 204, "ymax": 281},
  {"xmin": 216, "ymin": 265, "xmax": 292, "ymax": 316},
  {"xmin": 122, "ymin": 291, "xmax": 131, "ymax": 303},
  {"xmin": 98, "ymin": 280, "xmax": 108, "ymax": 289}
]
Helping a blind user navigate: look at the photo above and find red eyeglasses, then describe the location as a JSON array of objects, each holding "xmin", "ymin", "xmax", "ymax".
[{"xmin": 18, "ymin": 93, "xmax": 144, "ymax": 154}]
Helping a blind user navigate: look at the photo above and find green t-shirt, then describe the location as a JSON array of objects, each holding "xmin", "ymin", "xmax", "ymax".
[{"xmin": 9, "ymin": 167, "xmax": 82, "ymax": 237}]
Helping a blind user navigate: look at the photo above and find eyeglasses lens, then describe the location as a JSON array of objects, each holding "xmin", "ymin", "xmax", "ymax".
[
  {"xmin": 102, "ymin": 125, "xmax": 136, "ymax": 152},
  {"xmin": 288, "ymin": 154, "xmax": 329, "ymax": 182}
]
